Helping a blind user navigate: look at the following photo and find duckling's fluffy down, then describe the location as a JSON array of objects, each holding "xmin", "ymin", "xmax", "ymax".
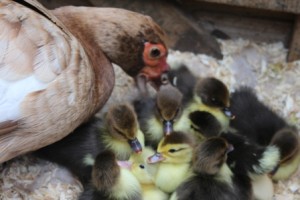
[{"xmin": 1, "ymin": 39, "xmax": 300, "ymax": 199}]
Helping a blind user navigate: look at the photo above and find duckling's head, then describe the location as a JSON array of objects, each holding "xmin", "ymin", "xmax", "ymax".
[
  {"xmin": 106, "ymin": 103, "xmax": 143, "ymax": 153},
  {"xmin": 92, "ymin": 150, "xmax": 120, "ymax": 191},
  {"xmin": 270, "ymin": 127, "xmax": 300, "ymax": 164},
  {"xmin": 147, "ymin": 131, "xmax": 195, "ymax": 164},
  {"xmin": 156, "ymin": 84, "xmax": 183, "ymax": 135},
  {"xmin": 194, "ymin": 77, "xmax": 234, "ymax": 119},
  {"xmin": 131, "ymin": 162, "xmax": 155, "ymax": 185},
  {"xmin": 193, "ymin": 137, "xmax": 233, "ymax": 175}
]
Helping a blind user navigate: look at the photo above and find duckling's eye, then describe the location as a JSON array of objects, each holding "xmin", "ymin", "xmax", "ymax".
[
  {"xmin": 139, "ymin": 164, "xmax": 145, "ymax": 169},
  {"xmin": 211, "ymin": 97, "xmax": 216, "ymax": 102},
  {"xmin": 150, "ymin": 47, "xmax": 161, "ymax": 58},
  {"xmin": 169, "ymin": 149, "xmax": 177, "ymax": 153}
]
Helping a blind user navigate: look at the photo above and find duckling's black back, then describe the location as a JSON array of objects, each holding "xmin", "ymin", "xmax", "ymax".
[
  {"xmin": 175, "ymin": 175, "xmax": 249, "ymax": 200},
  {"xmin": 34, "ymin": 117, "xmax": 103, "ymax": 186},
  {"xmin": 230, "ymin": 87, "xmax": 287, "ymax": 145},
  {"xmin": 221, "ymin": 132, "xmax": 277, "ymax": 175}
]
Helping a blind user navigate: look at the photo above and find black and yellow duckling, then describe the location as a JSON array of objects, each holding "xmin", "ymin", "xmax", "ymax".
[
  {"xmin": 173, "ymin": 77, "xmax": 234, "ymax": 141},
  {"xmin": 189, "ymin": 77, "xmax": 234, "ymax": 132},
  {"xmin": 100, "ymin": 103, "xmax": 144, "ymax": 160},
  {"xmin": 34, "ymin": 103, "xmax": 144, "ymax": 185},
  {"xmin": 221, "ymin": 132, "xmax": 280, "ymax": 200},
  {"xmin": 270, "ymin": 127, "xmax": 300, "ymax": 181},
  {"xmin": 229, "ymin": 86, "xmax": 300, "ymax": 180},
  {"xmin": 134, "ymin": 83, "xmax": 184, "ymax": 147},
  {"xmin": 166, "ymin": 65, "xmax": 235, "ymax": 140},
  {"xmin": 170, "ymin": 137, "xmax": 252, "ymax": 200},
  {"xmin": 168, "ymin": 65, "xmax": 197, "ymax": 106},
  {"xmin": 147, "ymin": 131, "xmax": 195, "ymax": 193},
  {"xmin": 79, "ymin": 150, "xmax": 142, "ymax": 200}
]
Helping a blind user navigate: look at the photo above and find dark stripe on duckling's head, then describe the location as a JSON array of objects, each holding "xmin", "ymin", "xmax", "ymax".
[
  {"xmin": 161, "ymin": 131, "xmax": 194, "ymax": 147},
  {"xmin": 195, "ymin": 77, "xmax": 230, "ymax": 108},
  {"xmin": 106, "ymin": 103, "xmax": 138, "ymax": 140},
  {"xmin": 92, "ymin": 150, "xmax": 120, "ymax": 191},
  {"xmin": 156, "ymin": 83, "xmax": 183, "ymax": 121}
]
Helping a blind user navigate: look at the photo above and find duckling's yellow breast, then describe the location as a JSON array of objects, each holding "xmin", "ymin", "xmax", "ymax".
[
  {"xmin": 154, "ymin": 163, "xmax": 192, "ymax": 193},
  {"xmin": 146, "ymin": 116, "xmax": 164, "ymax": 142},
  {"xmin": 142, "ymin": 184, "xmax": 169, "ymax": 200}
]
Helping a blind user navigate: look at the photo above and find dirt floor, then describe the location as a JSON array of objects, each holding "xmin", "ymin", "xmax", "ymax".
[{"xmin": 0, "ymin": 38, "xmax": 300, "ymax": 199}]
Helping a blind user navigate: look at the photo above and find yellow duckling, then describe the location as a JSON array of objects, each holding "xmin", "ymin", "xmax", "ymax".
[
  {"xmin": 100, "ymin": 103, "xmax": 145, "ymax": 160},
  {"xmin": 147, "ymin": 131, "xmax": 195, "ymax": 193},
  {"xmin": 270, "ymin": 127, "xmax": 300, "ymax": 181},
  {"xmin": 130, "ymin": 148, "xmax": 169, "ymax": 200},
  {"xmin": 184, "ymin": 77, "xmax": 234, "ymax": 138}
]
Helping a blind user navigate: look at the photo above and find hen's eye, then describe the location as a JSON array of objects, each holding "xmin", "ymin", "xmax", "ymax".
[
  {"xmin": 169, "ymin": 149, "xmax": 177, "ymax": 153},
  {"xmin": 150, "ymin": 48, "xmax": 161, "ymax": 58},
  {"xmin": 139, "ymin": 164, "xmax": 145, "ymax": 169}
]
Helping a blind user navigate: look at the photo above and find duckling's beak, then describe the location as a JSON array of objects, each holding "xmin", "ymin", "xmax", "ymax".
[
  {"xmin": 227, "ymin": 144, "xmax": 234, "ymax": 153},
  {"xmin": 147, "ymin": 152, "xmax": 165, "ymax": 164},
  {"xmin": 222, "ymin": 107, "xmax": 235, "ymax": 119},
  {"xmin": 128, "ymin": 138, "xmax": 143, "ymax": 154},
  {"xmin": 117, "ymin": 160, "xmax": 132, "ymax": 170},
  {"xmin": 163, "ymin": 120, "xmax": 173, "ymax": 136}
]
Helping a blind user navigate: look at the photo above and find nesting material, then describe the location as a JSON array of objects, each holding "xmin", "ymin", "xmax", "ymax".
[{"xmin": 1, "ymin": 39, "xmax": 299, "ymax": 199}]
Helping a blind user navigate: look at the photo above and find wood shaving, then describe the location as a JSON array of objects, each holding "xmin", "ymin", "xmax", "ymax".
[{"xmin": 1, "ymin": 39, "xmax": 299, "ymax": 199}]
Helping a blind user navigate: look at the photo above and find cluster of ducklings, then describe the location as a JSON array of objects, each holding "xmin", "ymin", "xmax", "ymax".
[{"xmin": 33, "ymin": 66, "xmax": 300, "ymax": 200}]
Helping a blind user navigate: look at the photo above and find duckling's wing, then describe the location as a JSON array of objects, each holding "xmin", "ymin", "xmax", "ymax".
[
  {"xmin": 230, "ymin": 86, "xmax": 287, "ymax": 145},
  {"xmin": 189, "ymin": 111, "xmax": 222, "ymax": 137}
]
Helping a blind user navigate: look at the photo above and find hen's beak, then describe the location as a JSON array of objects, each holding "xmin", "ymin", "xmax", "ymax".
[
  {"xmin": 128, "ymin": 137, "xmax": 143, "ymax": 154},
  {"xmin": 147, "ymin": 152, "xmax": 165, "ymax": 164}
]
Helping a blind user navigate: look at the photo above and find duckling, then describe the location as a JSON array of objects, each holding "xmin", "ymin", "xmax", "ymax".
[
  {"xmin": 169, "ymin": 77, "xmax": 234, "ymax": 141},
  {"xmin": 79, "ymin": 150, "xmax": 142, "ymax": 200},
  {"xmin": 187, "ymin": 77, "xmax": 234, "ymax": 135},
  {"xmin": 147, "ymin": 131, "xmax": 195, "ymax": 193},
  {"xmin": 221, "ymin": 132, "xmax": 280, "ymax": 200},
  {"xmin": 130, "ymin": 148, "xmax": 169, "ymax": 200},
  {"xmin": 167, "ymin": 65, "xmax": 197, "ymax": 106},
  {"xmin": 135, "ymin": 83, "xmax": 184, "ymax": 147},
  {"xmin": 270, "ymin": 127, "xmax": 300, "ymax": 181},
  {"xmin": 229, "ymin": 86, "xmax": 300, "ymax": 180},
  {"xmin": 34, "ymin": 103, "xmax": 144, "ymax": 185},
  {"xmin": 170, "ymin": 137, "xmax": 252, "ymax": 200},
  {"xmin": 221, "ymin": 132, "xmax": 280, "ymax": 177},
  {"xmin": 188, "ymin": 110, "xmax": 222, "ymax": 138},
  {"xmin": 100, "ymin": 103, "xmax": 145, "ymax": 160}
]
